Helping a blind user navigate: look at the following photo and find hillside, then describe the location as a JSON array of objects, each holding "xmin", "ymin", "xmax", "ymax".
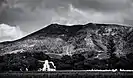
[
  {"xmin": 1, "ymin": 23, "xmax": 133, "ymax": 71},
  {"xmin": 0, "ymin": 23, "xmax": 133, "ymax": 59}
]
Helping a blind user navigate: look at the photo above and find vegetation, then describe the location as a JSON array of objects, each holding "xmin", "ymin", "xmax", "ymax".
[{"xmin": 0, "ymin": 50, "xmax": 133, "ymax": 72}]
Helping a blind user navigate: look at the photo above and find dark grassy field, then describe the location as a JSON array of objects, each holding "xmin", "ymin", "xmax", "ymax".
[{"xmin": 0, "ymin": 71, "xmax": 133, "ymax": 78}]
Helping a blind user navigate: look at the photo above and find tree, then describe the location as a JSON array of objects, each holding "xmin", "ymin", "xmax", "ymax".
[
  {"xmin": 115, "ymin": 57, "xmax": 132, "ymax": 70},
  {"xmin": 0, "ymin": 62, "xmax": 7, "ymax": 72},
  {"xmin": 72, "ymin": 54, "xmax": 85, "ymax": 63},
  {"xmin": 56, "ymin": 62, "xmax": 73, "ymax": 70},
  {"xmin": 7, "ymin": 54, "xmax": 29, "ymax": 71},
  {"xmin": 27, "ymin": 57, "xmax": 39, "ymax": 71},
  {"xmin": 61, "ymin": 55, "xmax": 72, "ymax": 64},
  {"xmin": 33, "ymin": 52, "xmax": 50, "ymax": 60},
  {"xmin": 0, "ymin": 56, "xmax": 4, "ymax": 63},
  {"xmin": 72, "ymin": 54, "xmax": 85, "ymax": 70},
  {"xmin": 84, "ymin": 60, "xmax": 93, "ymax": 70},
  {"xmin": 107, "ymin": 36, "xmax": 116, "ymax": 57},
  {"xmin": 106, "ymin": 36, "xmax": 119, "ymax": 69}
]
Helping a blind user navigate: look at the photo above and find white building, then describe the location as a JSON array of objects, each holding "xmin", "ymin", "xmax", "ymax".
[{"xmin": 38, "ymin": 60, "xmax": 56, "ymax": 71}]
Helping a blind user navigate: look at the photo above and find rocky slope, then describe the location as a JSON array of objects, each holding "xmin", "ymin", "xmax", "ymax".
[{"xmin": 0, "ymin": 23, "xmax": 133, "ymax": 59}]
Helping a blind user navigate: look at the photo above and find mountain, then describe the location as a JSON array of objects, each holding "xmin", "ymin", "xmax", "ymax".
[{"xmin": 0, "ymin": 23, "xmax": 133, "ymax": 60}]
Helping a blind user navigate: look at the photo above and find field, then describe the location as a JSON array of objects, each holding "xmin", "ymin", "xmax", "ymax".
[{"xmin": 0, "ymin": 71, "xmax": 133, "ymax": 78}]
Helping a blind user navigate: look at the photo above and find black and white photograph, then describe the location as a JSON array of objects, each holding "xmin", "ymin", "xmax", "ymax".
[{"xmin": 0, "ymin": 0, "xmax": 133, "ymax": 78}]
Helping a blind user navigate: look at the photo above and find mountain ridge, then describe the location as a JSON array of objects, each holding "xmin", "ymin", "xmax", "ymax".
[
  {"xmin": 0, "ymin": 23, "xmax": 133, "ymax": 60},
  {"xmin": 0, "ymin": 23, "xmax": 130, "ymax": 43}
]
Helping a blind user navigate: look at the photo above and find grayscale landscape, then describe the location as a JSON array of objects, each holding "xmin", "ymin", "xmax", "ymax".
[{"xmin": 1, "ymin": 0, "xmax": 133, "ymax": 78}]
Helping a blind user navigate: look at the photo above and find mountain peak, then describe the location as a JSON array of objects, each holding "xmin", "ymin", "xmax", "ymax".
[{"xmin": 47, "ymin": 23, "xmax": 65, "ymax": 28}]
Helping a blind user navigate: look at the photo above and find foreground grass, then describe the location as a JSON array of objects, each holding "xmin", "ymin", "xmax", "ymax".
[{"xmin": 0, "ymin": 71, "xmax": 133, "ymax": 78}]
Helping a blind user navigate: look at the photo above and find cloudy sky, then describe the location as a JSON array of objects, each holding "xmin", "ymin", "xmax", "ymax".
[{"xmin": 0, "ymin": 0, "xmax": 133, "ymax": 42}]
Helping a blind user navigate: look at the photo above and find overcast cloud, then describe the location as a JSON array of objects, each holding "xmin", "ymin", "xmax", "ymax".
[{"xmin": 0, "ymin": 0, "xmax": 133, "ymax": 41}]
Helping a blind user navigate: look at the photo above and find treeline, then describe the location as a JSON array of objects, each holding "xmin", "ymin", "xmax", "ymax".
[
  {"xmin": 0, "ymin": 51, "xmax": 133, "ymax": 72},
  {"xmin": 53, "ymin": 53, "xmax": 133, "ymax": 70},
  {"xmin": 0, "ymin": 52, "xmax": 49, "ymax": 71}
]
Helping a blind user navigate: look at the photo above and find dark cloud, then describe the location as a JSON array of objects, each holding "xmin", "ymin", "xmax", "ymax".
[{"xmin": 69, "ymin": 0, "xmax": 132, "ymax": 12}]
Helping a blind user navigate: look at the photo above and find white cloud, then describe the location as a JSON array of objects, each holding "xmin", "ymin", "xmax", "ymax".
[{"xmin": 0, "ymin": 23, "xmax": 23, "ymax": 42}]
